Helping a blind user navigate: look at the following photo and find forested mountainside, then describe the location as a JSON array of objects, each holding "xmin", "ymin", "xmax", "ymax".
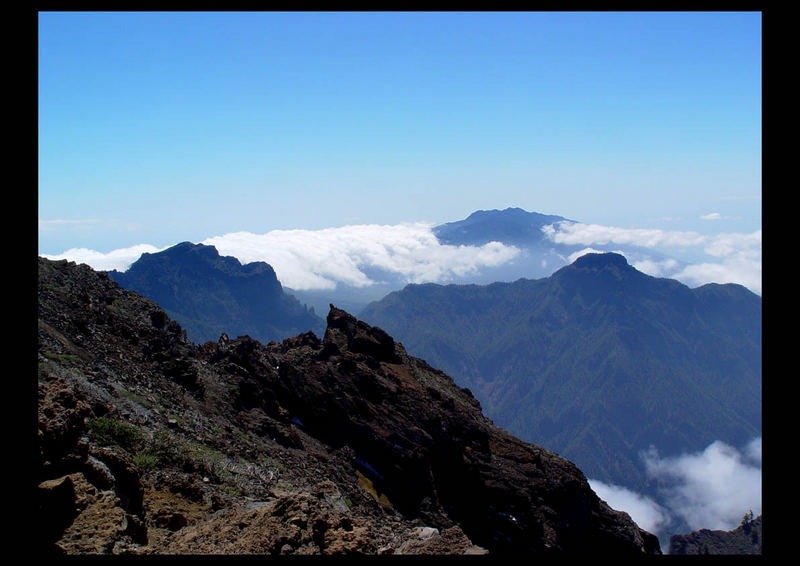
[
  {"xmin": 360, "ymin": 252, "xmax": 761, "ymax": 494},
  {"xmin": 37, "ymin": 257, "xmax": 660, "ymax": 555}
]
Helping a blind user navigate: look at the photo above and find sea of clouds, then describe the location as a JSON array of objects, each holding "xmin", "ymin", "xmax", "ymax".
[
  {"xmin": 41, "ymin": 221, "xmax": 762, "ymax": 295},
  {"xmin": 203, "ymin": 223, "xmax": 522, "ymax": 290},
  {"xmin": 589, "ymin": 436, "xmax": 762, "ymax": 547}
]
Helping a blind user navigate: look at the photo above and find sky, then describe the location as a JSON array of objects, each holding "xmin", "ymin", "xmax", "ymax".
[{"xmin": 38, "ymin": 11, "xmax": 762, "ymax": 293}]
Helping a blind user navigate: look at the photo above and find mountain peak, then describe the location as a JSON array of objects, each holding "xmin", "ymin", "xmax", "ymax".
[
  {"xmin": 571, "ymin": 252, "xmax": 630, "ymax": 270},
  {"xmin": 433, "ymin": 207, "xmax": 571, "ymax": 247},
  {"xmin": 107, "ymin": 242, "xmax": 323, "ymax": 344},
  {"xmin": 324, "ymin": 304, "xmax": 400, "ymax": 363}
]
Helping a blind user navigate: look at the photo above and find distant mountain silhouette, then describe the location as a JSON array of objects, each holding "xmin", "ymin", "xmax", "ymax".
[
  {"xmin": 292, "ymin": 208, "xmax": 690, "ymax": 316},
  {"xmin": 433, "ymin": 207, "xmax": 574, "ymax": 247},
  {"xmin": 360, "ymin": 252, "xmax": 761, "ymax": 496},
  {"xmin": 108, "ymin": 242, "xmax": 324, "ymax": 344}
]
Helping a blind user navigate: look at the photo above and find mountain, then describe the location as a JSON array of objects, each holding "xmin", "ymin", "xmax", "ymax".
[
  {"xmin": 359, "ymin": 252, "xmax": 761, "ymax": 496},
  {"xmin": 669, "ymin": 514, "xmax": 762, "ymax": 554},
  {"xmin": 291, "ymin": 207, "xmax": 688, "ymax": 315},
  {"xmin": 37, "ymin": 256, "xmax": 660, "ymax": 555},
  {"xmin": 431, "ymin": 207, "xmax": 687, "ymax": 285},
  {"xmin": 433, "ymin": 207, "xmax": 574, "ymax": 248},
  {"xmin": 107, "ymin": 242, "xmax": 324, "ymax": 344}
]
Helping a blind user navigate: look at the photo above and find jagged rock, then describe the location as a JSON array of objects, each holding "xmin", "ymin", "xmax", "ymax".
[
  {"xmin": 669, "ymin": 515, "xmax": 762, "ymax": 554},
  {"xmin": 395, "ymin": 525, "xmax": 486, "ymax": 555},
  {"xmin": 37, "ymin": 257, "xmax": 660, "ymax": 555}
]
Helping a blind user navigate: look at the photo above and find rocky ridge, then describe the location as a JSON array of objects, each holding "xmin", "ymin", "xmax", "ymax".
[
  {"xmin": 669, "ymin": 514, "xmax": 762, "ymax": 555},
  {"xmin": 108, "ymin": 242, "xmax": 324, "ymax": 344},
  {"xmin": 37, "ymin": 257, "xmax": 660, "ymax": 555}
]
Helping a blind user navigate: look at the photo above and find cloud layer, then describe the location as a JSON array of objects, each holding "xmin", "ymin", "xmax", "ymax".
[
  {"xmin": 201, "ymin": 223, "xmax": 522, "ymax": 290},
  {"xmin": 40, "ymin": 244, "xmax": 169, "ymax": 272},
  {"xmin": 642, "ymin": 437, "xmax": 762, "ymax": 532},
  {"xmin": 590, "ymin": 437, "xmax": 762, "ymax": 546},
  {"xmin": 543, "ymin": 221, "xmax": 761, "ymax": 294},
  {"xmin": 40, "ymin": 220, "xmax": 761, "ymax": 295}
]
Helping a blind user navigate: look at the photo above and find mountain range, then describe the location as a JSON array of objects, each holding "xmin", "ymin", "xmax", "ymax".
[
  {"xmin": 84, "ymin": 207, "xmax": 761, "ymax": 550},
  {"xmin": 37, "ymin": 256, "xmax": 661, "ymax": 554},
  {"xmin": 290, "ymin": 207, "xmax": 690, "ymax": 315},
  {"xmin": 359, "ymin": 252, "xmax": 762, "ymax": 499}
]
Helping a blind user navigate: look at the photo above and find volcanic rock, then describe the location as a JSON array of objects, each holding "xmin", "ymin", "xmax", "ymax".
[{"xmin": 37, "ymin": 257, "xmax": 660, "ymax": 554}]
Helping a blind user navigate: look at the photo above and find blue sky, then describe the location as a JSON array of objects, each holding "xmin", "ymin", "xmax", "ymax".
[{"xmin": 39, "ymin": 11, "xmax": 762, "ymax": 291}]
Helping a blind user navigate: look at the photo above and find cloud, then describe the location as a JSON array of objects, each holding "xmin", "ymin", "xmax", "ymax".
[
  {"xmin": 40, "ymin": 244, "xmax": 170, "ymax": 272},
  {"xmin": 700, "ymin": 212, "xmax": 722, "ymax": 220},
  {"xmin": 41, "ymin": 224, "xmax": 521, "ymax": 289},
  {"xmin": 631, "ymin": 257, "xmax": 680, "ymax": 278},
  {"xmin": 43, "ymin": 220, "xmax": 761, "ymax": 294},
  {"xmin": 671, "ymin": 229, "xmax": 761, "ymax": 293},
  {"xmin": 589, "ymin": 437, "xmax": 762, "ymax": 550},
  {"xmin": 588, "ymin": 479, "xmax": 671, "ymax": 536},
  {"xmin": 641, "ymin": 438, "xmax": 762, "ymax": 532},
  {"xmin": 201, "ymin": 223, "xmax": 521, "ymax": 290},
  {"xmin": 542, "ymin": 221, "xmax": 711, "ymax": 248},
  {"xmin": 542, "ymin": 221, "xmax": 762, "ymax": 294}
]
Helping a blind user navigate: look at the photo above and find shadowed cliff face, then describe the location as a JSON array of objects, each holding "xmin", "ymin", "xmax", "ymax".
[
  {"xmin": 38, "ymin": 257, "xmax": 660, "ymax": 555},
  {"xmin": 669, "ymin": 515, "xmax": 762, "ymax": 555},
  {"xmin": 107, "ymin": 242, "xmax": 324, "ymax": 344}
]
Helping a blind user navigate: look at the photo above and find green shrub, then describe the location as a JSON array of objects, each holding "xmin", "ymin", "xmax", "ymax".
[
  {"xmin": 87, "ymin": 417, "xmax": 144, "ymax": 452},
  {"xmin": 133, "ymin": 451, "xmax": 158, "ymax": 470}
]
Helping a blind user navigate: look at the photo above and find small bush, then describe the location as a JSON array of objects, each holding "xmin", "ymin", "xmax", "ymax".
[
  {"xmin": 133, "ymin": 451, "xmax": 158, "ymax": 470},
  {"xmin": 87, "ymin": 417, "xmax": 144, "ymax": 452}
]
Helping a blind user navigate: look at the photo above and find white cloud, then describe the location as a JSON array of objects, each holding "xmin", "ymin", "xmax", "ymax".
[
  {"xmin": 43, "ymin": 220, "xmax": 761, "ymax": 294},
  {"xmin": 631, "ymin": 257, "xmax": 680, "ymax": 278},
  {"xmin": 589, "ymin": 479, "xmax": 671, "ymax": 536},
  {"xmin": 701, "ymin": 212, "xmax": 722, "ymax": 220},
  {"xmin": 674, "ymin": 259, "xmax": 762, "ymax": 295},
  {"xmin": 744, "ymin": 437, "xmax": 761, "ymax": 465},
  {"xmin": 45, "ymin": 224, "xmax": 521, "ymax": 291},
  {"xmin": 642, "ymin": 438, "xmax": 762, "ymax": 532},
  {"xmin": 542, "ymin": 222, "xmax": 761, "ymax": 294},
  {"xmin": 201, "ymin": 223, "xmax": 521, "ymax": 290},
  {"xmin": 543, "ymin": 221, "xmax": 711, "ymax": 248},
  {"xmin": 589, "ymin": 437, "xmax": 762, "ymax": 549},
  {"xmin": 41, "ymin": 244, "xmax": 170, "ymax": 272}
]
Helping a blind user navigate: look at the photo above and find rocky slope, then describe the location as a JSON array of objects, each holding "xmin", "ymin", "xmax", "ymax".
[
  {"xmin": 37, "ymin": 257, "xmax": 660, "ymax": 555},
  {"xmin": 669, "ymin": 515, "xmax": 762, "ymax": 554},
  {"xmin": 360, "ymin": 252, "xmax": 761, "ymax": 495}
]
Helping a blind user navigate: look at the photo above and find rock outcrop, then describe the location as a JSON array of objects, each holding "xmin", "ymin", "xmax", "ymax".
[
  {"xmin": 669, "ymin": 515, "xmax": 762, "ymax": 555},
  {"xmin": 37, "ymin": 257, "xmax": 660, "ymax": 555}
]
